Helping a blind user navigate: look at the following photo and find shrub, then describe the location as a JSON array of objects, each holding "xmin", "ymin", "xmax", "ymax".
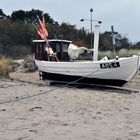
[{"xmin": 23, "ymin": 55, "xmax": 36, "ymax": 72}]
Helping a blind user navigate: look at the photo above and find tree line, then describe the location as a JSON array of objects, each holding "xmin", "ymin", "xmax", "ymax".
[{"xmin": 0, "ymin": 8, "xmax": 140, "ymax": 58}]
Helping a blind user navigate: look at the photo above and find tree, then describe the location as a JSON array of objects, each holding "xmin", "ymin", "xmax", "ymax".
[
  {"xmin": 10, "ymin": 9, "xmax": 54, "ymax": 24},
  {"xmin": 99, "ymin": 32, "xmax": 113, "ymax": 51},
  {"xmin": 11, "ymin": 10, "xmax": 26, "ymax": 21},
  {"xmin": 99, "ymin": 31, "xmax": 131, "ymax": 51},
  {"xmin": 59, "ymin": 22, "xmax": 78, "ymax": 40},
  {"xmin": 133, "ymin": 41, "xmax": 140, "ymax": 49},
  {"xmin": 25, "ymin": 9, "xmax": 43, "ymax": 22},
  {"xmin": 0, "ymin": 9, "xmax": 6, "ymax": 17},
  {"xmin": 0, "ymin": 8, "xmax": 138, "ymax": 58},
  {"xmin": 43, "ymin": 13, "xmax": 53, "ymax": 23}
]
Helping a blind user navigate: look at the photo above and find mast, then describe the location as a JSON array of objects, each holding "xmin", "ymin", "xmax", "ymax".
[
  {"xmin": 111, "ymin": 26, "xmax": 116, "ymax": 56},
  {"xmin": 93, "ymin": 25, "xmax": 100, "ymax": 61}
]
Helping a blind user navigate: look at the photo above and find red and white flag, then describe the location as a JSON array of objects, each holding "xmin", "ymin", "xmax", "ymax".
[{"xmin": 32, "ymin": 15, "xmax": 48, "ymax": 40}]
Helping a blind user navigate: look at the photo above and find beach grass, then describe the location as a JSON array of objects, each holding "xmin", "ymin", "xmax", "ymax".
[
  {"xmin": 0, "ymin": 55, "xmax": 36, "ymax": 78},
  {"xmin": 99, "ymin": 48, "xmax": 140, "ymax": 59},
  {"xmin": 0, "ymin": 57, "xmax": 11, "ymax": 78}
]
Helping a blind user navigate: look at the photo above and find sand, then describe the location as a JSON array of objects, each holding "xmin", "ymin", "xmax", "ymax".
[{"xmin": 0, "ymin": 70, "xmax": 140, "ymax": 140}]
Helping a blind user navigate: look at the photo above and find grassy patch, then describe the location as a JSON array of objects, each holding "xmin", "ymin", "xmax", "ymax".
[
  {"xmin": 0, "ymin": 58, "xmax": 11, "ymax": 78},
  {"xmin": 99, "ymin": 49, "xmax": 140, "ymax": 59}
]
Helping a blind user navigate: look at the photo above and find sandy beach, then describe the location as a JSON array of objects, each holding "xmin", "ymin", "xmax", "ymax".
[{"xmin": 0, "ymin": 70, "xmax": 140, "ymax": 140}]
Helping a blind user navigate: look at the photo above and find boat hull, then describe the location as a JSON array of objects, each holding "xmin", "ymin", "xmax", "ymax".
[
  {"xmin": 41, "ymin": 71, "xmax": 127, "ymax": 86},
  {"xmin": 35, "ymin": 55, "xmax": 139, "ymax": 87}
]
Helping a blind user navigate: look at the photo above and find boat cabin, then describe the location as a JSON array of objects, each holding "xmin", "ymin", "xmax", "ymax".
[{"xmin": 33, "ymin": 39, "xmax": 72, "ymax": 61}]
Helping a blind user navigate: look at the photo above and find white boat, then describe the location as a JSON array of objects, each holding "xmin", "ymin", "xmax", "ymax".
[{"xmin": 33, "ymin": 25, "xmax": 140, "ymax": 87}]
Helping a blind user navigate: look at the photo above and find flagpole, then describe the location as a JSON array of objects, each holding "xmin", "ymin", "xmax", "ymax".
[{"xmin": 32, "ymin": 15, "xmax": 59, "ymax": 61}]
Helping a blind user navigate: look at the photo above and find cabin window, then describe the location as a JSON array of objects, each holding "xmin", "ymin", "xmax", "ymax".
[
  {"xmin": 62, "ymin": 43, "xmax": 68, "ymax": 52},
  {"xmin": 34, "ymin": 43, "xmax": 48, "ymax": 60},
  {"xmin": 56, "ymin": 44, "xmax": 61, "ymax": 52},
  {"xmin": 35, "ymin": 44, "xmax": 44, "ymax": 60}
]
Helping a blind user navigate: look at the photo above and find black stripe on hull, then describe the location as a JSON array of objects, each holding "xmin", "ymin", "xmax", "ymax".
[{"xmin": 41, "ymin": 71, "xmax": 127, "ymax": 87}]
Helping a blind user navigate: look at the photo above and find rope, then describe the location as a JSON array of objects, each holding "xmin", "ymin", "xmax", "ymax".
[
  {"xmin": 0, "ymin": 66, "xmax": 103, "ymax": 105},
  {"xmin": 1, "ymin": 57, "xmax": 140, "ymax": 105}
]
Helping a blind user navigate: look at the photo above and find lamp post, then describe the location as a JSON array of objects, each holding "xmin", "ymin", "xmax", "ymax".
[
  {"xmin": 80, "ymin": 8, "xmax": 102, "ymax": 60},
  {"xmin": 90, "ymin": 8, "xmax": 93, "ymax": 55}
]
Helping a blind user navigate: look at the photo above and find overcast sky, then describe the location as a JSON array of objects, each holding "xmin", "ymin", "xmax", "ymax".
[{"xmin": 1, "ymin": 0, "xmax": 140, "ymax": 42}]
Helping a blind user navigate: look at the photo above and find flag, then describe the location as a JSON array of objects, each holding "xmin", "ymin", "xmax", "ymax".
[
  {"xmin": 32, "ymin": 15, "xmax": 48, "ymax": 40},
  {"xmin": 32, "ymin": 15, "xmax": 56, "ymax": 59}
]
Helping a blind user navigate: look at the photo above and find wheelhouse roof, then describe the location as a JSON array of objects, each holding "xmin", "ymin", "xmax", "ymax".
[{"xmin": 32, "ymin": 39, "xmax": 72, "ymax": 43}]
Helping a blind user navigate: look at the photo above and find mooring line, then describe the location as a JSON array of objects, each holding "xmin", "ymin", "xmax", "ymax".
[
  {"xmin": 0, "ymin": 59, "xmax": 140, "ymax": 105},
  {"xmin": 0, "ymin": 79, "xmax": 139, "ymax": 105},
  {"xmin": 0, "ymin": 67, "xmax": 104, "ymax": 105}
]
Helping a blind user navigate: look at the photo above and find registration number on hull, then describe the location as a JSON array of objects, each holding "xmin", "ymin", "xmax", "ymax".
[{"xmin": 100, "ymin": 62, "xmax": 120, "ymax": 69}]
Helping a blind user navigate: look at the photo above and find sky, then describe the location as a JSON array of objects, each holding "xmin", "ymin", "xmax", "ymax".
[{"xmin": 1, "ymin": 0, "xmax": 140, "ymax": 43}]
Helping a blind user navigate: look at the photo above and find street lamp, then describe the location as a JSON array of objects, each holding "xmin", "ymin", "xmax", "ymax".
[
  {"xmin": 80, "ymin": 18, "xmax": 102, "ymax": 23},
  {"xmin": 80, "ymin": 8, "xmax": 102, "ymax": 59},
  {"xmin": 90, "ymin": 8, "xmax": 93, "ymax": 55}
]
